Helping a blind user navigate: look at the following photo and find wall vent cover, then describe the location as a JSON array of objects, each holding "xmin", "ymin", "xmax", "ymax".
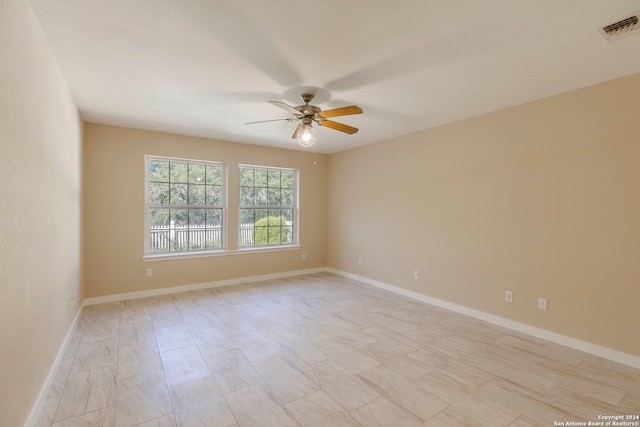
[{"xmin": 599, "ymin": 13, "xmax": 640, "ymax": 42}]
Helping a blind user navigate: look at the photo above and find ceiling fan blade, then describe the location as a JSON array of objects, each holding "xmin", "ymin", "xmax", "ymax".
[
  {"xmin": 318, "ymin": 120, "xmax": 359, "ymax": 134},
  {"xmin": 245, "ymin": 118, "xmax": 294, "ymax": 125},
  {"xmin": 317, "ymin": 105, "xmax": 363, "ymax": 119},
  {"xmin": 291, "ymin": 124, "xmax": 302, "ymax": 139},
  {"xmin": 269, "ymin": 101, "xmax": 302, "ymax": 116}
]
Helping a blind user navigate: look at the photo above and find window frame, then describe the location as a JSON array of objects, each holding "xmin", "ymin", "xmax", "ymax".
[
  {"xmin": 144, "ymin": 155, "xmax": 227, "ymax": 256},
  {"xmin": 238, "ymin": 164, "xmax": 299, "ymax": 249}
]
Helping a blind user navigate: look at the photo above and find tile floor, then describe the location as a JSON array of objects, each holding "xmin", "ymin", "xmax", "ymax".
[{"xmin": 34, "ymin": 273, "xmax": 640, "ymax": 426}]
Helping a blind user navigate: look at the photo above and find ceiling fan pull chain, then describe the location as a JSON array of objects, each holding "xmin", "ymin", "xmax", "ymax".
[{"xmin": 314, "ymin": 142, "xmax": 317, "ymax": 165}]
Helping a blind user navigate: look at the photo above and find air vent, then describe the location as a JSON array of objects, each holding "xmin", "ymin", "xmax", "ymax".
[{"xmin": 599, "ymin": 13, "xmax": 640, "ymax": 42}]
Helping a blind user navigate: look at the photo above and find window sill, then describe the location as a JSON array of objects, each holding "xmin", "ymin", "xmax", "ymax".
[{"xmin": 142, "ymin": 245, "xmax": 301, "ymax": 262}]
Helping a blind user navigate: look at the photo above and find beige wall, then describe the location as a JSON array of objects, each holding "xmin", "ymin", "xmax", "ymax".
[
  {"xmin": 327, "ymin": 73, "xmax": 640, "ymax": 357},
  {"xmin": 0, "ymin": 1, "xmax": 84, "ymax": 425},
  {"xmin": 83, "ymin": 123, "xmax": 327, "ymax": 298}
]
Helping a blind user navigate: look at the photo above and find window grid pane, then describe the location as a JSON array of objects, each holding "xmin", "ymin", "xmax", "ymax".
[
  {"xmin": 239, "ymin": 166, "xmax": 296, "ymax": 248},
  {"xmin": 147, "ymin": 157, "xmax": 224, "ymax": 254}
]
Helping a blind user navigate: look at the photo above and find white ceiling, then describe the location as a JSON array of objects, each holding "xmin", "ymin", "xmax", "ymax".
[{"xmin": 30, "ymin": 0, "xmax": 640, "ymax": 154}]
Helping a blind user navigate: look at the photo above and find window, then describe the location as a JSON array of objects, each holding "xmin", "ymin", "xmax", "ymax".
[
  {"xmin": 146, "ymin": 156, "xmax": 224, "ymax": 254},
  {"xmin": 239, "ymin": 165, "xmax": 296, "ymax": 248}
]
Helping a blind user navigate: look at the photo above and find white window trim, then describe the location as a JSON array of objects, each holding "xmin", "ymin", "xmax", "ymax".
[
  {"xmin": 141, "ymin": 244, "xmax": 301, "ymax": 262},
  {"xmin": 144, "ymin": 155, "xmax": 227, "ymax": 256},
  {"xmin": 238, "ymin": 164, "xmax": 299, "ymax": 249}
]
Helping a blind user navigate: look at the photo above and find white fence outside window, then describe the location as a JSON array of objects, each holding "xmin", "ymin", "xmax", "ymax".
[{"xmin": 149, "ymin": 222, "xmax": 254, "ymax": 252}]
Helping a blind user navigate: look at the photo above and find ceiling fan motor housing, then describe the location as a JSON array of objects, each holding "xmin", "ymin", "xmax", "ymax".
[{"xmin": 295, "ymin": 94, "xmax": 321, "ymax": 117}]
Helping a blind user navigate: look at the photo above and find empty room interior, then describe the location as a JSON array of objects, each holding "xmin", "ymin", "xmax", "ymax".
[{"xmin": 3, "ymin": 1, "xmax": 640, "ymax": 426}]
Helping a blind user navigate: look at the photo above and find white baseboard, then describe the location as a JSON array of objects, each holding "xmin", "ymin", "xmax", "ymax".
[
  {"xmin": 327, "ymin": 268, "xmax": 640, "ymax": 369},
  {"xmin": 83, "ymin": 267, "xmax": 326, "ymax": 306},
  {"xmin": 24, "ymin": 307, "xmax": 83, "ymax": 427}
]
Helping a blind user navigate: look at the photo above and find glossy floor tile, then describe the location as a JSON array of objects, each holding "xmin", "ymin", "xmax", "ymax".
[{"xmin": 35, "ymin": 273, "xmax": 640, "ymax": 426}]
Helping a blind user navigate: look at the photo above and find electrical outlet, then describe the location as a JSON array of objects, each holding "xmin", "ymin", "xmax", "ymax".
[
  {"xmin": 146, "ymin": 268, "xmax": 153, "ymax": 278},
  {"xmin": 505, "ymin": 290, "xmax": 513, "ymax": 303},
  {"xmin": 357, "ymin": 258, "xmax": 363, "ymax": 267},
  {"xmin": 301, "ymin": 253, "xmax": 306, "ymax": 260},
  {"xmin": 538, "ymin": 297, "xmax": 548, "ymax": 311},
  {"xmin": 68, "ymin": 293, "xmax": 75, "ymax": 305},
  {"xmin": 413, "ymin": 270, "xmax": 420, "ymax": 280}
]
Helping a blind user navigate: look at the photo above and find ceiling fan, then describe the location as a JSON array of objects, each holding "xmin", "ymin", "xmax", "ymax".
[{"xmin": 246, "ymin": 93, "xmax": 363, "ymax": 147}]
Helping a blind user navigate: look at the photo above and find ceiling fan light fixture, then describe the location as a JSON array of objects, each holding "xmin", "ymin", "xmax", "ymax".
[{"xmin": 297, "ymin": 123, "xmax": 317, "ymax": 147}]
